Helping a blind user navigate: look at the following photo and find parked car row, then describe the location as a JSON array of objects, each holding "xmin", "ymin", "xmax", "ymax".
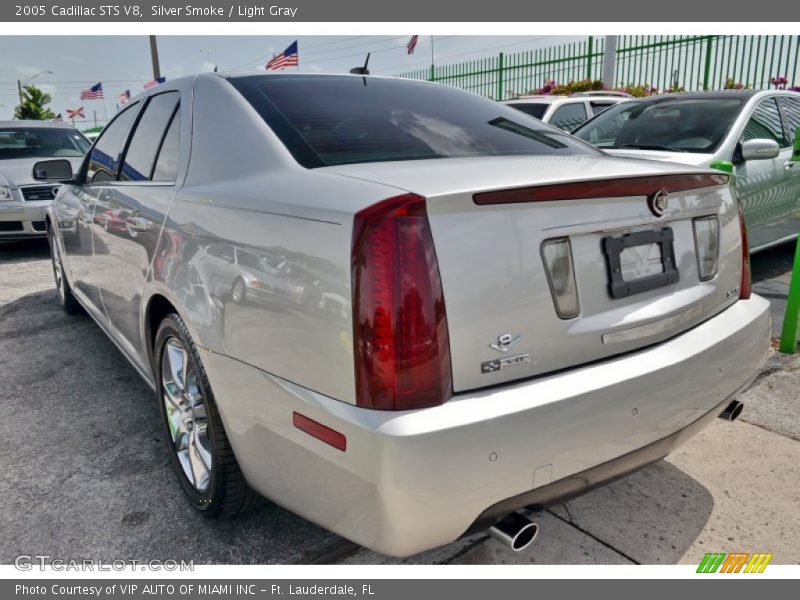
[
  {"xmin": 35, "ymin": 73, "xmax": 778, "ymax": 558},
  {"xmin": 502, "ymin": 91, "xmax": 630, "ymax": 132},
  {"xmin": 0, "ymin": 121, "xmax": 90, "ymax": 241}
]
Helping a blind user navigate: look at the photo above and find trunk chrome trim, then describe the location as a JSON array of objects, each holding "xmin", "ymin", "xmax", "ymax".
[{"xmin": 601, "ymin": 303, "xmax": 706, "ymax": 344}]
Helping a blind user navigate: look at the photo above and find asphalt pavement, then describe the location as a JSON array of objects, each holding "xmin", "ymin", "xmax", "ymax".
[{"xmin": 0, "ymin": 238, "xmax": 797, "ymax": 565}]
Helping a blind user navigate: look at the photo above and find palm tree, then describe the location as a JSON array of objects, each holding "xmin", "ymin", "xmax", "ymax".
[{"xmin": 14, "ymin": 85, "xmax": 56, "ymax": 120}]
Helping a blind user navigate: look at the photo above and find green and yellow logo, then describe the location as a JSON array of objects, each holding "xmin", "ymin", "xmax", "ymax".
[{"xmin": 697, "ymin": 552, "xmax": 773, "ymax": 573}]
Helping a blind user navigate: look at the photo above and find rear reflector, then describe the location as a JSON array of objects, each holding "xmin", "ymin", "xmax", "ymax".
[
  {"xmin": 293, "ymin": 412, "xmax": 347, "ymax": 451},
  {"xmin": 351, "ymin": 193, "xmax": 453, "ymax": 411},
  {"xmin": 473, "ymin": 174, "xmax": 729, "ymax": 205},
  {"xmin": 692, "ymin": 216, "xmax": 720, "ymax": 281},
  {"xmin": 541, "ymin": 238, "xmax": 580, "ymax": 319},
  {"xmin": 738, "ymin": 200, "xmax": 752, "ymax": 299}
]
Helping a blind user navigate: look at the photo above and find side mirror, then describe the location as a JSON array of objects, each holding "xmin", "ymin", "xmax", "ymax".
[
  {"xmin": 793, "ymin": 128, "xmax": 800, "ymax": 162},
  {"xmin": 32, "ymin": 159, "xmax": 74, "ymax": 182},
  {"xmin": 740, "ymin": 139, "xmax": 780, "ymax": 161}
]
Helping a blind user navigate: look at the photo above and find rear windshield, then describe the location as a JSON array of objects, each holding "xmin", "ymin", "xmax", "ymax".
[
  {"xmin": 0, "ymin": 127, "xmax": 90, "ymax": 160},
  {"xmin": 573, "ymin": 98, "xmax": 744, "ymax": 153},
  {"xmin": 229, "ymin": 75, "xmax": 598, "ymax": 168},
  {"xmin": 506, "ymin": 102, "xmax": 549, "ymax": 120}
]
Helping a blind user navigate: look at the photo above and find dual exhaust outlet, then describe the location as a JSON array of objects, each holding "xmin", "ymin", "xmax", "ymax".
[
  {"xmin": 489, "ymin": 512, "xmax": 539, "ymax": 552},
  {"xmin": 719, "ymin": 399, "xmax": 744, "ymax": 422},
  {"xmin": 488, "ymin": 400, "xmax": 744, "ymax": 552}
]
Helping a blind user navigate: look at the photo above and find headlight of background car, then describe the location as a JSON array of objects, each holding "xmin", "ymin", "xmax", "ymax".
[{"xmin": 0, "ymin": 186, "xmax": 12, "ymax": 201}]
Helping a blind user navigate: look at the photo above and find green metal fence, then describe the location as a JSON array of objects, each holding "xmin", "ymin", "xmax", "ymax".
[{"xmin": 395, "ymin": 35, "xmax": 800, "ymax": 100}]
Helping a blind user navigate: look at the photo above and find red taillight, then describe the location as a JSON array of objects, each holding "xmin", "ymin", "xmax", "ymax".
[
  {"xmin": 738, "ymin": 200, "xmax": 752, "ymax": 299},
  {"xmin": 473, "ymin": 174, "xmax": 729, "ymax": 205},
  {"xmin": 351, "ymin": 193, "xmax": 452, "ymax": 411}
]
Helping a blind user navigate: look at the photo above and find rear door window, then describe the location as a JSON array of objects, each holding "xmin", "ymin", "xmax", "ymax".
[
  {"xmin": 506, "ymin": 103, "xmax": 549, "ymax": 120},
  {"xmin": 152, "ymin": 109, "xmax": 181, "ymax": 182},
  {"xmin": 87, "ymin": 104, "xmax": 138, "ymax": 183},
  {"xmin": 550, "ymin": 102, "xmax": 588, "ymax": 131},
  {"xmin": 589, "ymin": 101, "xmax": 617, "ymax": 115},
  {"xmin": 778, "ymin": 96, "xmax": 800, "ymax": 144},
  {"xmin": 120, "ymin": 92, "xmax": 179, "ymax": 182},
  {"xmin": 743, "ymin": 97, "xmax": 787, "ymax": 147}
]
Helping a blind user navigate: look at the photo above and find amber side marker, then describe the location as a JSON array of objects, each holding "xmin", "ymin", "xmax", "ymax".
[{"xmin": 293, "ymin": 412, "xmax": 347, "ymax": 451}]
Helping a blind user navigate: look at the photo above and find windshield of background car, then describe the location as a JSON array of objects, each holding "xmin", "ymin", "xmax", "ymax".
[
  {"xmin": 230, "ymin": 75, "xmax": 599, "ymax": 168},
  {"xmin": 505, "ymin": 102, "xmax": 549, "ymax": 120},
  {"xmin": 573, "ymin": 98, "xmax": 744, "ymax": 153},
  {"xmin": 0, "ymin": 127, "xmax": 91, "ymax": 160}
]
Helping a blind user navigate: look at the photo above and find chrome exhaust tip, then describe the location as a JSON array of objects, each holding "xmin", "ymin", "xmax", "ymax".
[
  {"xmin": 719, "ymin": 400, "xmax": 744, "ymax": 422},
  {"xmin": 489, "ymin": 512, "xmax": 539, "ymax": 552}
]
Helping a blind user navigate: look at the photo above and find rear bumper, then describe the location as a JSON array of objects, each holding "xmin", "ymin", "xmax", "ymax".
[
  {"xmin": 202, "ymin": 295, "xmax": 771, "ymax": 557},
  {"xmin": 0, "ymin": 200, "xmax": 48, "ymax": 239}
]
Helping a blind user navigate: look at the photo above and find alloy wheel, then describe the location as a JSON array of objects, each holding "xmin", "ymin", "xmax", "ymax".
[{"xmin": 161, "ymin": 337, "xmax": 213, "ymax": 493}]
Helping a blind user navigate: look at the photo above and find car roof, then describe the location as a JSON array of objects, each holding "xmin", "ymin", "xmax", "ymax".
[
  {"xmin": 622, "ymin": 90, "xmax": 763, "ymax": 104},
  {"xmin": 503, "ymin": 95, "xmax": 625, "ymax": 104},
  {"xmin": 0, "ymin": 120, "xmax": 78, "ymax": 129}
]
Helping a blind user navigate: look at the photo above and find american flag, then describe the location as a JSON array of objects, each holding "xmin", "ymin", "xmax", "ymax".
[
  {"xmin": 80, "ymin": 83, "xmax": 104, "ymax": 100},
  {"xmin": 117, "ymin": 90, "xmax": 131, "ymax": 105},
  {"xmin": 266, "ymin": 41, "xmax": 299, "ymax": 70},
  {"xmin": 66, "ymin": 107, "xmax": 85, "ymax": 119},
  {"xmin": 407, "ymin": 35, "xmax": 419, "ymax": 55},
  {"xmin": 144, "ymin": 76, "xmax": 166, "ymax": 90}
]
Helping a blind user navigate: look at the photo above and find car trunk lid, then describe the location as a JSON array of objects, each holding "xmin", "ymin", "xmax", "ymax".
[{"xmin": 324, "ymin": 155, "xmax": 742, "ymax": 394}]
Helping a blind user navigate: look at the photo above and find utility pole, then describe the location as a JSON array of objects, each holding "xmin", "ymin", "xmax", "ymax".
[
  {"xmin": 149, "ymin": 35, "xmax": 161, "ymax": 80},
  {"xmin": 601, "ymin": 35, "xmax": 618, "ymax": 89},
  {"xmin": 17, "ymin": 80, "xmax": 23, "ymax": 107}
]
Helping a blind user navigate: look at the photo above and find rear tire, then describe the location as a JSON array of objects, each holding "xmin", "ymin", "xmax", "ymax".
[
  {"xmin": 154, "ymin": 313, "xmax": 264, "ymax": 517},
  {"xmin": 48, "ymin": 226, "xmax": 82, "ymax": 315}
]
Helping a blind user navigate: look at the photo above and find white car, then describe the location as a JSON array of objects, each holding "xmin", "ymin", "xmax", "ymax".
[{"xmin": 503, "ymin": 92, "xmax": 630, "ymax": 132}]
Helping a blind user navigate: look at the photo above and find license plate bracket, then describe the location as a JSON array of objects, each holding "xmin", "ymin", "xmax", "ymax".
[{"xmin": 602, "ymin": 228, "xmax": 679, "ymax": 299}]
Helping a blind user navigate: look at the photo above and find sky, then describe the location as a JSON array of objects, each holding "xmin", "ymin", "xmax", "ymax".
[{"xmin": 0, "ymin": 35, "xmax": 585, "ymax": 123}]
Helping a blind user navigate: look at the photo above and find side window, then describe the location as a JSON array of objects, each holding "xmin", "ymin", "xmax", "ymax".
[
  {"xmin": 120, "ymin": 92, "xmax": 179, "ymax": 182},
  {"xmin": 550, "ymin": 103, "xmax": 588, "ymax": 132},
  {"xmin": 86, "ymin": 104, "xmax": 138, "ymax": 184},
  {"xmin": 743, "ymin": 98, "xmax": 787, "ymax": 147},
  {"xmin": 778, "ymin": 96, "xmax": 800, "ymax": 144},
  {"xmin": 590, "ymin": 101, "xmax": 615, "ymax": 116},
  {"xmin": 152, "ymin": 108, "xmax": 180, "ymax": 182}
]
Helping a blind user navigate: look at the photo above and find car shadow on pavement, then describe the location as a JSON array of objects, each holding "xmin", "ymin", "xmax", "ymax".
[{"xmin": 542, "ymin": 460, "xmax": 715, "ymax": 564}]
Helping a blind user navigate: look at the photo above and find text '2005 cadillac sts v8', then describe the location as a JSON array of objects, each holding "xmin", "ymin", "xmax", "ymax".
[{"xmin": 39, "ymin": 73, "xmax": 771, "ymax": 557}]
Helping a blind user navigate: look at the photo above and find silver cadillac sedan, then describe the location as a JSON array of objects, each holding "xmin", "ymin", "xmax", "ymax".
[{"xmin": 39, "ymin": 73, "xmax": 771, "ymax": 557}]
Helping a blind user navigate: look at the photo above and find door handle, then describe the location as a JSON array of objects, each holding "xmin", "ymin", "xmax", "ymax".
[{"xmin": 785, "ymin": 161, "xmax": 797, "ymax": 171}]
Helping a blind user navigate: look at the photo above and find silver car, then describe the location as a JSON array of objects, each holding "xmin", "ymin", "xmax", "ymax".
[
  {"xmin": 40, "ymin": 73, "xmax": 771, "ymax": 557},
  {"xmin": 0, "ymin": 121, "xmax": 90, "ymax": 241},
  {"xmin": 573, "ymin": 90, "xmax": 800, "ymax": 251}
]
